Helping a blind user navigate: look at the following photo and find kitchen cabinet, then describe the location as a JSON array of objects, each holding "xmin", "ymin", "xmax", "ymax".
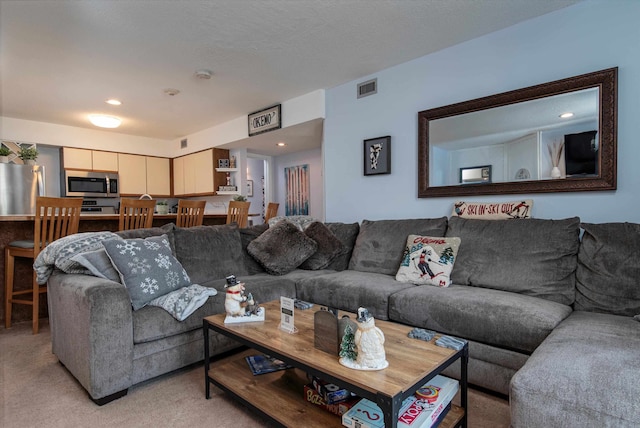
[
  {"xmin": 172, "ymin": 148, "xmax": 229, "ymax": 196},
  {"xmin": 146, "ymin": 157, "xmax": 171, "ymax": 196},
  {"xmin": 62, "ymin": 148, "xmax": 118, "ymax": 171},
  {"xmin": 118, "ymin": 154, "xmax": 147, "ymax": 195},
  {"xmin": 119, "ymin": 154, "xmax": 171, "ymax": 196},
  {"xmin": 92, "ymin": 151, "xmax": 119, "ymax": 172}
]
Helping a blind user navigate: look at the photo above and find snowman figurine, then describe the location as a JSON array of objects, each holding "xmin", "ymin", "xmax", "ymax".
[{"xmin": 354, "ymin": 307, "xmax": 388, "ymax": 370}]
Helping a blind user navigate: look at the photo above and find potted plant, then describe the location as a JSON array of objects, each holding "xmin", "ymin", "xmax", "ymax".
[
  {"xmin": 156, "ymin": 200, "xmax": 169, "ymax": 214},
  {"xmin": 18, "ymin": 146, "xmax": 38, "ymax": 165},
  {"xmin": 0, "ymin": 146, "xmax": 11, "ymax": 163},
  {"xmin": 232, "ymin": 195, "xmax": 247, "ymax": 202}
]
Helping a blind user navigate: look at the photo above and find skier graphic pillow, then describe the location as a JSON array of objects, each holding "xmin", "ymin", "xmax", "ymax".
[
  {"xmin": 395, "ymin": 235, "xmax": 461, "ymax": 287},
  {"xmin": 104, "ymin": 234, "xmax": 191, "ymax": 310}
]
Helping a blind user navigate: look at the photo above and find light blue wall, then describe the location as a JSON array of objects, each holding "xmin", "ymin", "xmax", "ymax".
[{"xmin": 324, "ymin": 0, "xmax": 639, "ymax": 223}]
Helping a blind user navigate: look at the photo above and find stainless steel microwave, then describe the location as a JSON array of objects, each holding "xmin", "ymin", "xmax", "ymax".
[{"xmin": 65, "ymin": 170, "xmax": 119, "ymax": 198}]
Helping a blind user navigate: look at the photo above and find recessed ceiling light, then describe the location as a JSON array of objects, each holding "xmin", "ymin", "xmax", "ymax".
[
  {"xmin": 88, "ymin": 114, "xmax": 122, "ymax": 128},
  {"xmin": 559, "ymin": 112, "xmax": 574, "ymax": 118},
  {"xmin": 106, "ymin": 99, "xmax": 122, "ymax": 106},
  {"xmin": 277, "ymin": 142, "xmax": 286, "ymax": 147}
]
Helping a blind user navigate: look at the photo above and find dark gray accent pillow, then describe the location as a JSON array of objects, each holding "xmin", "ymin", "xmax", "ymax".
[
  {"xmin": 239, "ymin": 224, "xmax": 269, "ymax": 275},
  {"xmin": 447, "ymin": 216, "xmax": 580, "ymax": 305},
  {"xmin": 173, "ymin": 224, "xmax": 247, "ymax": 284},
  {"xmin": 575, "ymin": 222, "xmax": 640, "ymax": 316},
  {"xmin": 348, "ymin": 217, "xmax": 448, "ymax": 275},
  {"xmin": 325, "ymin": 222, "xmax": 360, "ymax": 271},
  {"xmin": 248, "ymin": 220, "xmax": 318, "ymax": 275},
  {"xmin": 103, "ymin": 234, "xmax": 191, "ymax": 310},
  {"xmin": 300, "ymin": 222, "xmax": 344, "ymax": 270},
  {"xmin": 71, "ymin": 248, "xmax": 121, "ymax": 283}
]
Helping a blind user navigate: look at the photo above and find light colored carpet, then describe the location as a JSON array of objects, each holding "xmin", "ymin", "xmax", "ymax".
[{"xmin": 1, "ymin": 320, "xmax": 510, "ymax": 427}]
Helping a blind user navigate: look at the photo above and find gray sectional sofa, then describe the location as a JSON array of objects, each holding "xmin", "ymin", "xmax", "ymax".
[{"xmin": 45, "ymin": 216, "xmax": 640, "ymax": 426}]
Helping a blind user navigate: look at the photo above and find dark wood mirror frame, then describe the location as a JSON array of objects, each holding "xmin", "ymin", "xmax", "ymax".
[{"xmin": 418, "ymin": 67, "xmax": 617, "ymax": 198}]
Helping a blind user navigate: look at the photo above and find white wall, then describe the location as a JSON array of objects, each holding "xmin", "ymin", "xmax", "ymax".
[
  {"xmin": 274, "ymin": 148, "xmax": 323, "ymax": 221},
  {"xmin": 247, "ymin": 156, "xmax": 266, "ymax": 224},
  {"xmin": 324, "ymin": 0, "xmax": 640, "ymax": 223}
]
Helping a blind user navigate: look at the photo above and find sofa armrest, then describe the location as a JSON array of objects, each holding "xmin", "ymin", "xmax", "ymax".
[{"xmin": 47, "ymin": 271, "xmax": 134, "ymax": 400}]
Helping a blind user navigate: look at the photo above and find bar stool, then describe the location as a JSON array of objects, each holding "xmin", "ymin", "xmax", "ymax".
[
  {"xmin": 4, "ymin": 196, "xmax": 82, "ymax": 333},
  {"xmin": 264, "ymin": 202, "xmax": 279, "ymax": 223},
  {"xmin": 119, "ymin": 198, "xmax": 155, "ymax": 231},
  {"xmin": 176, "ymin": 200, "xmax": 206, "ymax": 227},
  {"xmin": 226, "ymin": 201, "xmax": 250, "ymax": 228}
]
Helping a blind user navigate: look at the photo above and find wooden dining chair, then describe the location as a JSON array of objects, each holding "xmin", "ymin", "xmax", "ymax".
[
  {"xmin": 176, "ymin": 199, "xmax": 206, "ymax": 228},
  {"xmin": 264, "ymin": 202, "xmax": 279, "ymax": 223},
  {"xmin": 4, "ymin": 196, "xmax": 82, "ymax": 333},
  {"xmin": 226, "ymin": 201, "xmax": 250, "ymax": 228},
  {"xmin": 118, "ymin": 198, "xmax": 155, "ymax": 231}
]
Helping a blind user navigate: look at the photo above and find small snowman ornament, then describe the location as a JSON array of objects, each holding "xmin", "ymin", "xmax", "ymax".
[{"xmin": 339, "ymin": 307, "xmax": 388, "ymax": 370}]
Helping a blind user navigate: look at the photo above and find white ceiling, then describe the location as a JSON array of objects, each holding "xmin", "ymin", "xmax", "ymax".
[{"xmin": 1, "ymin": 0, "xmax": 580, "ymax": 155}]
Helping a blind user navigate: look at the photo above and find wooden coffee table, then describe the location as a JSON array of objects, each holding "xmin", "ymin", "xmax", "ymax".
[{"xmin": 203, "ymin": 300, "xmax": 468, "ymax": 428}]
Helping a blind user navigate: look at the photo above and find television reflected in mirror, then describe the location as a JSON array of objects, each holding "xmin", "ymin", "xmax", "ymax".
[{"xmin": 418, "ymin": 68, "xmax": 617, "ymax": 198}]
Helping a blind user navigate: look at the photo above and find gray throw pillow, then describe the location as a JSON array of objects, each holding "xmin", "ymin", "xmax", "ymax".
[
  {"xmin": 71, "ymin": 248, "xmax": 121, "ymax": 283},
  {"xmin": 348, "ymin": 217, "xmax": 449, "ymax": 275},
  {"xmin": 173, "ymin": 224, "xmax": 248, "ymax": 284},
  {"xmin": 103, "ymin": 234, "xmax": 191, "ymax": 310},
  {"xmin": 299, "ymin": 222, "xmax": 344, "ymax": 270},
  {"xmin": 248, "ymin": 219, "xmax": 318, "ymax": 275},
  {"xmin": 239, "ymin": 224, "xmax": 269, "ymax": 275},
  {"xmin": 325, "ymin": 222, "xmax": 360, "ymax": 271},
  {"xmin": 575, "ymin": 222, "xmax": 640, "ymax": 316}
]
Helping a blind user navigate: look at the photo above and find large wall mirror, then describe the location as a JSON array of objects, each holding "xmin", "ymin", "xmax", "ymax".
[{"xmin": 418, "ymin": 68, "xmax": 617, "ymax": 198}]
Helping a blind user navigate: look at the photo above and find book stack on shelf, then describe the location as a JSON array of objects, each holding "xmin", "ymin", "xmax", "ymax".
[
  {"xmin": 302, "ymin": 375, "xmax": 360, "ymax": 416},
  {"xmin": 342, "ymin": 375, "xmax": 459, "ymax": 428}
]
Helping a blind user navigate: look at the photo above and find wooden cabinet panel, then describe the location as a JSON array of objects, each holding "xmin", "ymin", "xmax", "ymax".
[
  {"xmin": 62, "ymin": 148, "xmax": 92, "ymax": 170},
  {"xmin": 183, "ymin": 153, "xmax": 197, "ymax": 195},
  {"xmin": 146, "ymin": 157, "xmax": 171, "ymax": 196},
  {"xmin": 118, "ymin": 153, "xmax": 147, "ymax": 195},
  {"xmin": 193, "ymin": 150, "xmax": 214, "ymax": 194},
  {"xmin": 173, "ymin": 157, "xmax": 185, "ymax": 196},
  {"xmin": 92, "ymin": 151, "xmax": 119, "ymax": 172}
]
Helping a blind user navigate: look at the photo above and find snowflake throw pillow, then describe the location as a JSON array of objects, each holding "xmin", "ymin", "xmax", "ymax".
[
  {"xmin": 103, "ymin": 234, "xmax": 191, "ymax": 310},
  {"xmin": 395, "ymin": 235, "xmax": 461, "ymax": 287}
]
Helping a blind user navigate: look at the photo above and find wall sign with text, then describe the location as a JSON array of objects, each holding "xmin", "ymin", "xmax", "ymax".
[{"xmin": 248, "ymin": 104, "xmax": 281, "ymax": 136}]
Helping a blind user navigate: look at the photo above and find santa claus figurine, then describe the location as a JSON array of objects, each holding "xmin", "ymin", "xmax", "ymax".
[{"xmin": 354, "ymin": 307, "xmax": 388, "ymax": 370}]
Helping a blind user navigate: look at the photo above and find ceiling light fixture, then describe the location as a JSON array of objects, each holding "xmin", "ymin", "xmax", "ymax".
[
  {"xmin": 195, "ymin": 69, "xmax": 213, "ymax": 80},
  {"xmin": 106, "ymin": 99, "xmax": 122, "ymax": 106},
  {"xmin": 277, "ymin": 142, "xmax": 286, "ymax": 147},
  {"xmin": 164, "ymin": 88, "xmax": 180, "ymax": 96},
  {"xmin": 88, "ymin": 114, "xmax": 122, "ymax": 128},
  {"xmin": 559, "ymin": 112, "xmax": 574, "ymax": 118}
]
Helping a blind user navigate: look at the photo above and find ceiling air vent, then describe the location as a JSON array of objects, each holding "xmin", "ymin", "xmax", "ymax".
[
  {"xmin": 357, "ymin": 78, "xmax": 377, "ymax": 99},
  {"xmin": 180, "ymin": 139, "xmax": 188, "ymax": 149}
]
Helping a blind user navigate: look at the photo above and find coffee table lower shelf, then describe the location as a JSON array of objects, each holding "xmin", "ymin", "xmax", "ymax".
[{"xmin": 207, "ymin": 349, "xmax": 465, "ymax": 428}]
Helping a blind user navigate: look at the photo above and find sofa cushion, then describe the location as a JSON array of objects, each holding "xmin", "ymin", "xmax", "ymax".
[
  {"xmin": 396, "ymin": 236, "xmax": 461, "ymax": 287},
  {"xmin": 104, "ymin": 234, "xmax": 191, "ymax": 310},
  {"xmin": 132, "ymin": 276, "xmax": 297, "ymax": 344},
  {"xmin": 324, "ymin": 222, "xmax": 360, "ymax": 271},
  {"xmin": 173, "ymin": 224, "xmax": 247, "ymax": 284},
  {"xmin": 510, "ymin": 311, "xmax": 640, "ymax": 427},
  {"xmin": 248, "ymin": 219, "xmax": 317, "ymax": 275},
  {"xmin": 299, "ymin": 222, "xmax": 344, "ymax": 270},
  {"xmin": 451, "ymin": 200, "xmax": 533, "ymax": 219},
  {"xmin": 239, "ymin": 224, "xmax": 269, "ymax": 275},
  {"xmin": 268, "ymin": 215, "xmax": 319, "ymax": 230},
  {"xmin": 575, "ymin": 222, "xmax": 640, "ymax": 316},
  {"xmin": 70, "ymin": 248, "xmax": 121, "ymax": 283},
  {"xmin": 348, "ymin": 217, "xmax": 448, "ymax": 276},
  {"xmin": 389, "ymin": 284, "xmax": 572, "ymax": 353},
  {"xmin": 447, "ymin": 216, "xmax": 580, "ymax": 305},
  {"xmin": 295, "ymin": 270, "xmax": 415, "ymax": 320}
]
